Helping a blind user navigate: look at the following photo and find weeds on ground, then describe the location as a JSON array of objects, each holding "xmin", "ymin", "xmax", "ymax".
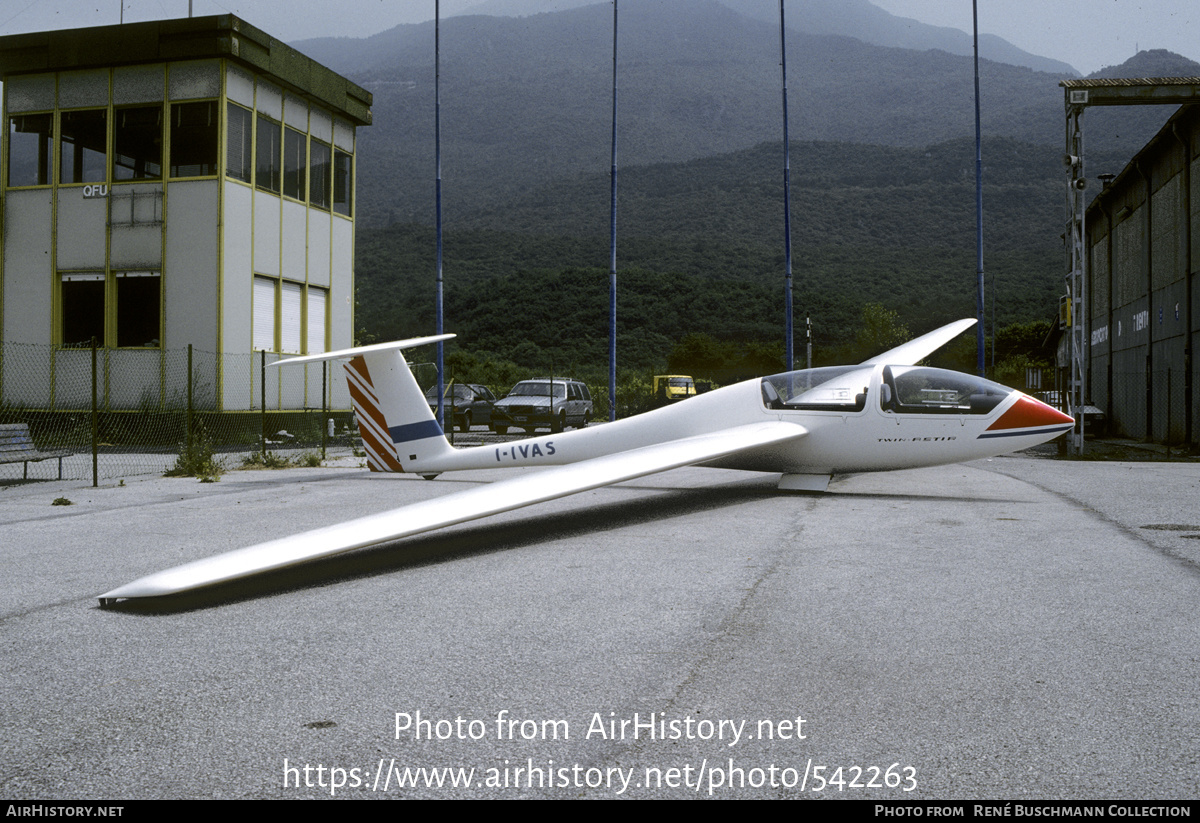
[
  {"xmin": 164, "ymin": 423, "xmax": 225, "ymax": 481},
  {"xmin": 240, "ymin": 450, "xmax": 322, "ymax": 470}
]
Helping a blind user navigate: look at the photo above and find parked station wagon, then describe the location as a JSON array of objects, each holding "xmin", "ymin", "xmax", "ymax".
[{"xmin": 493, "ymin": 378, "xmax": 593, "ymax": 434}]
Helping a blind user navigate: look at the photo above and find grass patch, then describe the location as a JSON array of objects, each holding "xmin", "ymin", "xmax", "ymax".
[
  {"xmin": 240, "ymin": 450, "xmax": 322, "ymax": 470},
  {"xmin": 164, "ymin": 423, "xmax": 225, "ymax": 482}
]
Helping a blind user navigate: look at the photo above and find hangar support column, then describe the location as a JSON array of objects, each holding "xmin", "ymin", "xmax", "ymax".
[
  {"xmin": 1064, "ymin": 95, "xmax": 1087, "ymax": 454},
  {"xmin": 1061, "ymin": 78, "xmax": 1200, "ymax": 451}
]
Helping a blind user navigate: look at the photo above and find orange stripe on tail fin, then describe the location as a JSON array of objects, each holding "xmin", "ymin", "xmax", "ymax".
[
  {"xmin": 264, "ymin": 335, "xmax": 456, "ymax": 474},
  {"xmin": 345, "ymin": 356, "xmax": 404, "ymax": 472}
]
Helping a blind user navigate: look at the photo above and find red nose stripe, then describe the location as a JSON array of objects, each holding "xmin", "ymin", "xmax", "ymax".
[{"xmin": 987, "ymin": 396, "xmax": 1074, "ymax": 431}]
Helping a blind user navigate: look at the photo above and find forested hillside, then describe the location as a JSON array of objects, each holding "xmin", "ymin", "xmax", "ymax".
[
  {"xmin": 356, "ymin": 136, "xmax": 1070, "ymax": 369},
  {"xmin": 328, "ymin": 1, "xmax": 1200, "ymax": 377},
  {"xmin": 300, "ymin": 0, "xmax": 1192, "ymax": 229}
]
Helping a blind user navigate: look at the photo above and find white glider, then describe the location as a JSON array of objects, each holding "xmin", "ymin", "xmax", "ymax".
[{"xmin": 98, "ymin": 319, "xmax": 1072, "ymax": 603}]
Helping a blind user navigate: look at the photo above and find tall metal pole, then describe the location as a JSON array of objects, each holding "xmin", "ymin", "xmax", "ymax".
[
  {"xmin": 435, "ymin": 0, "xmax": 446, "ymax": 427},
  {"xmin": 607, "ymin": 0, "xmax": 618, "ymax": 421},
  {"xmin": 973, "ymin": 0, "xmax": 986, "ymax": 376},
  {"xmin": 780, "ymin": 0, "xmax": 795, "ymax": 371},
  {"xmin": 1065, "ymin": 101, "xmax": 1087, "ymax": 454}
]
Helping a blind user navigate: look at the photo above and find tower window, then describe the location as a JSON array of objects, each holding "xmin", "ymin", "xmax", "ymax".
[
  {"xmin": 283, "ymin": 127, "xmax": 306, "ymax": 200},
  {"xmin": 226, "ymin": 103, "xmax": 252, "ymax": 183},
  {"xmin": 333, "ymin": 149, "xmax": 352, "ymax": 216},
  {"xmin": 113, "ymin": 106, "xmax": 163, "ymax": 181},
  {"xmin": 255, "ymin": 115, "xmax": 281, "ymax": 194},
  {"xmin": 7, "ymin": 113, "xmax": 53, "ymax": 186},
  {"xmin": 60, "ymin": 272, "xmax": 105, "ymax": 347},
  {"xmin": 59, "ymin": 271, "xmax": 161, "ymax": 348},
  {"xmin": 170, "ymin": 101, "xmax": 218, "ymax": 178},
  {"xmin": 310, "ymin": 139, "xmax": 331, "ymax": 209},
  {"xmin": 60, "ymin": 109, "xmax": 107, "ymax": 184},
  {"xmin": 115, "ymin": 272, "xmax": 161, "ymax": 348}
]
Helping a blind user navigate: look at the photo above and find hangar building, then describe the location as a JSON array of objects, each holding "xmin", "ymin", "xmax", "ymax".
[
  {"xmin": 1083, "ymin": 97, "xmax": 1198, "ymax": 447},
  {"xmin": 0, "ymin": 15, "xmax": 371, "ymax": 412}
]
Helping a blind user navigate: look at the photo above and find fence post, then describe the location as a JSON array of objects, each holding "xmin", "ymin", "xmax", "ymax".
[
  {"xmin": 260, "ymin": 349, "xmax": 267, "ymax": 459},
  {"xmin": 91, "ymin": 339, "xmax": 98, "ymax": 488},
  {"xmin": 186, "ymin": 344, "xmax": 194, "ymax": 467},
  {"xmin": 321, "ymin": 360, "xmax": 328, "ymax": 460}
]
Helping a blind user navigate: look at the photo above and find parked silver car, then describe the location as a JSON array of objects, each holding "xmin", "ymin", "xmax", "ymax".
[
  {"xmin": 493, "ymin": 377, "xmax": 593, "ymax": 434},
  {"xmin": 424, "ymin": 383, "xmax": 499, "ymax": 432}
]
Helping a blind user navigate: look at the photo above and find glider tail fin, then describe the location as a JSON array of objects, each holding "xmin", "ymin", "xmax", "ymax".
[
  {"xmin": 344, "ymin": 348, "xmax": 455, "ymax": 473},
  {"xmin": 268, "ymin": 335, "xmax": 456, "ymax": 474},
  {"xmin": 344, "ymin": 354, "xmax": 405, "ymax": 472}
]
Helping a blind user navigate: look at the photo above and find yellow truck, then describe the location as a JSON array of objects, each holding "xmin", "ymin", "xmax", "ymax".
[{"xmin": 654, "ymin": 375, "xmax": 696, "ymax": 402}]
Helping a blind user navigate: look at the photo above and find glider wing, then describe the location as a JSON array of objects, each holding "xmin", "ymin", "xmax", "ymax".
[
  {"xmin": 98, "ymin": 421, "xmax": 806, "ymax": 602},
  {"xmin": 860, "ymin": 318, "xmax": 976, "ymax": 366}
]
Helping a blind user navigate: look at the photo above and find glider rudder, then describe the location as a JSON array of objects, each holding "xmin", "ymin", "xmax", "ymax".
[{"xmin": 271, "ymin": 335, "xmax": 456, "ymax": 473}]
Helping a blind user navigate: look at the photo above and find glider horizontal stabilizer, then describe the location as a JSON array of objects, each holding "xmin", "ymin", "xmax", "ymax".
[
  {"xmin": 98, "ymin": 421, "xmax": 806, "ymax": 603},
  {"xmin": 266, "ymin": 334, "xmax": 456, "ymax": 368}
]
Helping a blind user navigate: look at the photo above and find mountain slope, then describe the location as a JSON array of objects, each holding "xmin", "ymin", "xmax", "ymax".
[
  {"xmin": 354, "ymin": 136, "xmax": 1066, "ymax": 357},
  {"xmin": 299, "ymin": 0, "xmax": 1083, "ymax": 227},
  {"xmin": 331, "ymin": 9, "xmax": 1198, "ymax": 362},
  {"xmin": 449, "ymin": 0, "xmax": 1077, "ymax": 74},
  {"xmin": 718, "ymin": 0, "xmax": 1075, "ymax": 74}
]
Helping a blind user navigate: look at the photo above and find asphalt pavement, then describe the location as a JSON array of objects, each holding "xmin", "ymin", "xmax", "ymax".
[{"xmin": 2, "ymin": 452, "xmax": 1198, "ymax": 799}]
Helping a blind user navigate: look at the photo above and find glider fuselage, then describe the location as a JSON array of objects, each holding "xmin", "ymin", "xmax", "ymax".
[{"xmin": 404, "ymin": 365, "xmax": 1070, "ymax": 479}]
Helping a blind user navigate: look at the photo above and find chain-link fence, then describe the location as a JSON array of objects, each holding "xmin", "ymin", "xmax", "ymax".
[
  {"xmin": 2, "ymin": 342, "xmax": 738, "ymax": 482},
  {"xmin": 1026, "ymin": 362, "xmax": 1198, "ymax": 452},
  {"xmin": 1103, "ymin": 366, "xmax": 1194, "ymax": 448},
  {"xmin": 1, "ymin": 341, "xmax": 357, "ymax": 483}
]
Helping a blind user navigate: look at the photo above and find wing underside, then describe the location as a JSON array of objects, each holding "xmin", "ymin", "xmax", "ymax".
[{"xmin": 98, "ymin": 422, "xmax": 806, "ymax": 602}]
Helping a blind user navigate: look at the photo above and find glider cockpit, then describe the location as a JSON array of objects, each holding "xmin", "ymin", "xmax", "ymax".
[
  {"xmin": 880, "ymin": 366, "xmax": 1011, "ymax": 415},
  {"xmin": 760, "ymin": 366, "xmax": 872, "ymax": 413},
  {"xmin": 761, "ymin": 364, "xmax": 1013, "ymax": 417}
]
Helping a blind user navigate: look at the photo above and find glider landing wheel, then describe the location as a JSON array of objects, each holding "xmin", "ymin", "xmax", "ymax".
[{"xmin": 420, "ymin": 473, "xmax": 441, "ymax": 481}]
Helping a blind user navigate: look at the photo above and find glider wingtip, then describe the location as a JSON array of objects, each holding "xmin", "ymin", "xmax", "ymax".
[{"xmin": 97, "ymin": 576, "xmax": 186, "ymax": 605}]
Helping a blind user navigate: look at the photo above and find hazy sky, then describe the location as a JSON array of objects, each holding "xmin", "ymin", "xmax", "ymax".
[
  {"xmin": 1, "ymin": 0, "xmax": 1195, "ymax": 76},
  {"xmin": 871, "ymin": 0, "xmax": 1196, "ymax": 74}
]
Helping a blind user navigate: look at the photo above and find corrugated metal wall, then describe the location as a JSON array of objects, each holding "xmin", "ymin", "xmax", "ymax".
[{"xmin": 1087, "ymin": 105, "xmax": 1198, "ymax": 446}]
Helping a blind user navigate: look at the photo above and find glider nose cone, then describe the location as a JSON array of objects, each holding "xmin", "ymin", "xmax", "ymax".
[
  {"xmin": 1041, "ymin": 399, "xmax": 1075, "ymax": 426},
  {"xmin": 1020, "ymin": 395, "xmax": 1074, "ymax": 426},
  {"xmin": 986, "ymin": 395, "xmax": 1074, "ymax": 434}
]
